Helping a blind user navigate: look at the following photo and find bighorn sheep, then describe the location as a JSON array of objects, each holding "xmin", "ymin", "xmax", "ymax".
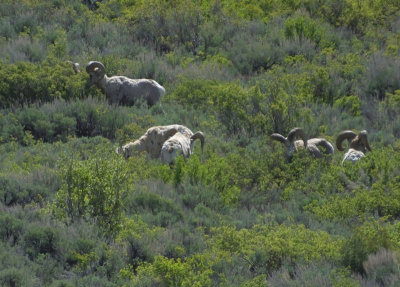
[
  {"xmin": 336, "ymin": 130, "xmax": 371, "ymax": 164},
  {"xmin": 85, "ymin": 61, "xmax": 165, "ymax": 106},
  {"xmin": 117, "ymin": 125, "xmax": 203, "ymax": 162},
  {"xmin": 270, "ymin": 127, "xmax": 334, "ymax": 160},
  {"xmin": 160, "ymin": 131, "xmax": 205, "ymax": 166}
]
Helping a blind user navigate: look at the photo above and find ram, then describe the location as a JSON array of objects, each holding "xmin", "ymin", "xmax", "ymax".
[
  {"xmin": 271, "ymin": 127, "xmax": 334, "ymax": 160},
  {"xmin": 85, "ymin": 61, "xmax": 165, "ymax": 106},
  {"xmin": 336, "ymin": 130, "xmax": 371, "ymax": 164},
  {"xmin": 160, "ymin": 131, "xmax": 205, "ymax": 166},
  {"xmin": 117, "ymin": 125, "xmax": 199, "ymax": 160}
]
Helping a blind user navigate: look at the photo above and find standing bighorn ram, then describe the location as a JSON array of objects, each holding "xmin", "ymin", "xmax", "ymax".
[
  {"xmin": 117, "ymin": 125, "xmax": 204, "ymax": 165},
  {"xmin": 336, "ymin": 130, "xmax": 371, "ymax": 164},
  {"xmin": 270, "ymin": 127, "xmax": 334, "ymax": 160},
  {"xmin": 85, "ymin": 61, "xmax": 165, "ymax": 106}
]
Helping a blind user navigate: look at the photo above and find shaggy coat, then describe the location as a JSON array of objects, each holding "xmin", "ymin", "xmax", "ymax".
[
  {"xmin": 117, "ymin": 125, "xmax": 195, "ymax": 159},
  {"xmin": 160, "ymin": 131, "xmax": 204, "ymax": 165},
  {"xmin": 86, "ymin": 61, "xmax": 165, "ymax": 106}
]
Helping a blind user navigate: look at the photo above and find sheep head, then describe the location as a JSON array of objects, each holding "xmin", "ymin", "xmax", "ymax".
[
  {"xmin": 336, "ymin": 130, "xmax": 371, "ymax": 153},
  {"xmin": 271, "ymin": 127, "xmax": 307, "ymax": 159},
  {"xmin": 86, "ymin": 61, "xmax": 106, "ymax": 88},
  {"xmin": 357, "ymin": 130, "xmax": 371, "ymax": 153}
]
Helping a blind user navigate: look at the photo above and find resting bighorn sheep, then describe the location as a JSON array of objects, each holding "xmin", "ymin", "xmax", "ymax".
[
  {"xmin": 117, "ymin": 125, "xmax": 203, "ymax": 163},
  {"xmin": 160, "ymin": 131, "xmax": 205, "ymax": 166},
  {"xmin": 336, "ymin": 130, "xmax": 371, "ymax": 164},
  {"xmin": 85, "ymin": 61, "xmax": 165, "ymax": 106},
  {"xmin": 270, "ymin": 127, "xmax": 334, "ymax": 160}
]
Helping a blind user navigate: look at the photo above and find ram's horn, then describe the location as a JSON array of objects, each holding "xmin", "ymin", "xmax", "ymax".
[
  {"xmin": 358, "ymin": 130, "xmax": 371, "ymax": 152},
  {"xmin": 86, "ymin": 61, "xmax": 106, "ymax": 77},
  {"xmin": 287, "ymin": 127, "xmax": 306, "ymax": 147},
  {"xmin": 191, "ymin": 131, "xmax": 205, "ymax": 151},
  {"xmin": 270, "ymin": 133, "xmax": 287, "ymax": 144},
  {"xmin": 336, "ymin": 130, "xmax": 357, "ymax": 151}
]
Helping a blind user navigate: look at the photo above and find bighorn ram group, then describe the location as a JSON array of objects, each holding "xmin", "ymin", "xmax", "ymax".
[
  {"xmin": 270, "ymin": 127, "xmax": 334, "ymax": 160},
  {"xmin": 85, "ymin": 61, "xmax": 165, "ymax": 106},
  {"xmin": 336, "ymin": 130, "xmax": 371, "ymax": 164},
  {"xmin": 117, "ymin": 125, "xmax": 204, "ymax": 165}
]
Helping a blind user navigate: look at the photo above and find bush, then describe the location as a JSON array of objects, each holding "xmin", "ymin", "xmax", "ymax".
[
  {"xmin": 23, "ymin": 225, "xmax": 60, "ymax": 259},
  {"xmin": 364, "ymin": 52, "xmax": 400, "ymax": 100},
  {"xmin": 0, "ymin": 60, "xmax": 88, "ymax": 107},
  {"xmin": 53, "ymin": 154, "xmax": 129, "ymax": 235},
  {"xmin": 0, "ymin": 268, "xmax": 24, "ymax": 287},
  {"xmin": 0, "ymin": 171, "xmax": 57, "ymax": 206},
  {"xmin": 362, "ymin": 248, "xmax": 400, "ymax": 286},
  {"xmin": 267, "ymin": 261, "xmax": 358, "ymax": 287},
  {"xmin": 341, "ymin": 220, "xmax": 398, "ymax": 274},
  {"xmin": 66, "ymin": 238, "xmax": 97, "ymax": 271},
  {"xmin": 0, "ymin": 213, "xmax": 23, "ymax": 244},
  {"xmin": 126, "ymin": 191, "xmax": 184, "ymax": 227}
]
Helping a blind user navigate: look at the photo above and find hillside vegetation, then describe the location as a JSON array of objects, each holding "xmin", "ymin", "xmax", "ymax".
[{"xmin": 1, "ymin": 0, "xmax": 400, "ymax": 286}]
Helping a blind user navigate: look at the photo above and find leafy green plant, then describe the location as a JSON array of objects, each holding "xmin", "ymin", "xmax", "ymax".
[
  {"xmin": 0, "ymin": 213, "xmax": 23, "ymax": 245},
  {"xmin": 0, "ymin": 268, "xmax": 24, "ymax": 287},
  {"xmin": 341, "ymin": 219, "xmax": 398, "ymax": 273},
  {"xmin": 23, "ymin": 225, "xmax": 60, "ymax": 260},
  {"xmin": 53, "ymin": 154, "xmax": 129, "ymax": 235}
]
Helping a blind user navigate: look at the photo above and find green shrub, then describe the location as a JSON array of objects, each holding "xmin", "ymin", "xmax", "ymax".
[
  {"xmin": 126, "ymin": 191, "xmax": 184, "ymax": 227},
  {"xmin": 66, "ymin": 238, "xmax": 97, "ymax": 270},
  {"xmin": 0, "ymin": 172, "xmax": 55, "ymax": 206},
  {"xmin": 0, "ymin": 60, "xmax": 88, "ymax": 107},
  {"xmin": 267, "ymin": 261, "xmax": 358, "ymax": 287},
  {"xmin": 23, "ymin": 225, "xmax": 60, "ymax": 259},
  {"xmin": 341, "ymin": 220, "xmax": 398, "ymax": 274},
  {"xmin": 362, "ymin": 248, "xmax": 400, "ymax": 286},
  {"xmin": 364, "ymin": 53, "xmax": 400, "ymax": 100},
  {"xmin": 0, "ymin": 213, "xmax": 23, "ymax": 244},
  {"xmin": 0, "ymin": 267, "xmax": 24, "ymax": 287},
  {"xmin": 53, "ymin": 154, "xmax": 129, "ymax": 235}
]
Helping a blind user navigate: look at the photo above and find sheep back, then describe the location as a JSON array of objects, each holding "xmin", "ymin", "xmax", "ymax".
[
  {"xmin": 161, "ymin": 133, "xmax": 192, "ymax": 165},
  {"xmin": 105, "ymin": 76, "xmax": 165, "ymax": 106}
]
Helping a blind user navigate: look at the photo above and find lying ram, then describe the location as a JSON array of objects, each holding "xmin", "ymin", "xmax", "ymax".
[
  {"xmin": 117, "ymin": 125, "xmax": 203, "ymax": 163},
  {"xmin": 336, "ymin": 130, "xmax": 371, "ymax": 165},
  {"xmin": 270, "ymin": 127, "xmax": 334, "ymax": 160},
  {"xmin": 86, "ymin": 61, "xmax": 165, "ymax": 106},
  {"xmin": 160, "ymin": 131, "xmax": 205, "ymax": 166}
]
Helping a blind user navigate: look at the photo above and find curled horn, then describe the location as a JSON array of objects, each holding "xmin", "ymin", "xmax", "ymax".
[
  {"xmin": 191, "ymin": 131, "xmax": 205, "ymax": 152},
  {"xmin": 287, "ymin": 127, "xmax": 307, "ymax": 146},
  {"xmin": 270, "ymin": 133, "xmax": 287, "ymax": 144},
  {"xmin": 336, "ymin": 130, "xmax": 357, "ymax": 151},
  {"xmin": 86, "ymin": 61, "xmax": 106, "ymax": 77},
  {"xmin": 358, "ymin": 130, "xmax": 371, "ymax": 152},
  {"xmin": 314, "ymin": 139, "xmax": 334, "ymax": 155}
]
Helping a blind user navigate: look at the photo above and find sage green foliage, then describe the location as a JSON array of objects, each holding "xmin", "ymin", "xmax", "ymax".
[
  {"xmin": 1, "ymin": 0, "xmax": 400, "ymax": 286},
  {"xmin": 54, "ymin": 152, "xmax": 129, "ymax": 235}
]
